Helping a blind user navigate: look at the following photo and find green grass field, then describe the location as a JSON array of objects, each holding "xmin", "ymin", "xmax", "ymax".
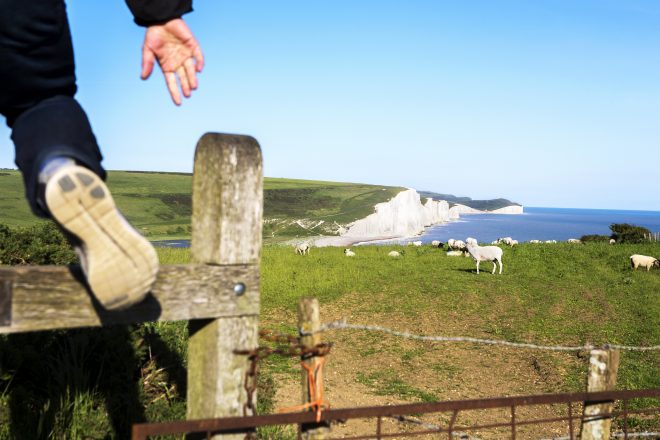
[
  {"xmin": 0, "ymin": 170, "xmax": 404, "ymax": 240},
  {"xmin": 0, "ymin": 242, "xmax": 658, "ymax": 438}
]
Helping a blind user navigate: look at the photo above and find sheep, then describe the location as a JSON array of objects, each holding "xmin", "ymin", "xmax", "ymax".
[
  {"xmin": 491, "ymin": 240, "xmax": 499, "ymax": 245},
  {"xmin": 295, "ymin": 242, "xmax": 310, "ymax": 255},
  {"xmin": 446, "ymin": 250, "xmax": 464, "ymax": 257},
  {"xmin": 567, "ymin": 238, "xmax": 581, "ymax": 244},
  {"xmin": 529, "ymin": 240, "xmax": 541, "ymax": 244},
  {"xmin": 431, "ymin": 240, "xmax": 441, "ymax": 247},
  {"xmin": 466, "ymin": 237, "xmax": 478, "ymax": 246},
  {"xmin": 544, "ymin": 240, "xmax": 557, "ymax": 244},
  {"xmin": 412, "ymin": 240, "xmax": 422, "ymax": 247},
  {"xmin": 388, "ymin": 250, "xmax": 401, "ymax": 257},
  {"xmin": 344, "ymin": 248, "xmax": 356, "ymax": 257},
  {"xmin": 510, "ymin": 239, "xmax": 518, "ymax": 246},
  {"xmin": 466, "ymin": 242, "xmax": 503, "ymax": 274},
  {"xmin": 448, "ymin": 239, "xmax": 466, "ymax": 251},
  {"xmin": 609, "ymin": 239, "xmax": 616, "ymax": 245},
  {"xmin": 630, "ymin": 254, "xmax": 660, "ymax": 271}
]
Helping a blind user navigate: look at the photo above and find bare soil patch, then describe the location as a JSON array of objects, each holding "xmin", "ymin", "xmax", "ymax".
[{"xmin": 262, "ymin": 291, "xmax": 587, "ymax": 439}]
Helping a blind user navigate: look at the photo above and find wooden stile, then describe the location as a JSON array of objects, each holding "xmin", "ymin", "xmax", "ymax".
[
  {"xmin": 186, "ymin": 133, "xmax": 263, "ymax": 438},
  {"xmin": 0, "ymin": 132, "xmax": 264, "ymax": 440}
]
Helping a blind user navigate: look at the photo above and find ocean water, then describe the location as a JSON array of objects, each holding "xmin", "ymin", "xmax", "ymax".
[
  {"xmin": 407, "ymin": 207, "xmax": 660, "ymax": 244},
  {"xmin": 152, "ymin": 207, "xmax": 660, "ymax": 248}
]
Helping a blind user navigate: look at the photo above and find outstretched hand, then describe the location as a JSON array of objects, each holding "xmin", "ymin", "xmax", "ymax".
[{"xmin": 141, "ymin": 18, "xmax": 204, "ymax": 105}]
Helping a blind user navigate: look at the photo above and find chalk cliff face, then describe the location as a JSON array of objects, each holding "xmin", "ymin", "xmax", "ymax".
[
  {"xmin": 341, "ymin": 190, "xmax": 523, "ymax": 240},
  {"xmin": 342, "ymin": 189, "xmax": 450, "ymax": 238}
]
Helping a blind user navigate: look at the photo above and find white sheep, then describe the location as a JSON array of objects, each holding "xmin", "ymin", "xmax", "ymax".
[
  {"xmin": 446, "ymin": 250, "xmax": 464, "ymax": 257},
  {"xmin": 466, "ymin": 242, "xmax": 503, "ymax": 274},
  {"xmin": 344, "ymin": 248, "xmax": 355, "ymax": 257},
  {"xmin": 466, "ymin": 237, "xmax": 478, "ymax": 246},
  {"xmin": 544, "ymin": 240, "xmax": 557, "ymax": 244},
  {"xmin": 431, "ymin": 240, "xmax": 440, "ymax": 247},
  {"xmin": 449, "ymin": 239, "xmax": 466, "ymax": 251},
  {"xmin": 609, "ymin": 239, "xmax": 616, "ymax": 245},
  {"xmin": 529, "ymin": 240, "xmax": 541, "ymax": 244},
  {"xmin": 388, "ymin": 250, "xmax": 401, "ymax": 257},
  {"xmin": 630, "ymin": 254, "xmax": 660, "ymax": 271},
  {"xmin": 447, "ymin": 239, "xmax": 456, "ymax": 249},
  {"xmin": 412, "ymin": 240, "xmax": 422, "ymax": 247},
  {"xmin": 567, "ymin": 238, "xmax": 581, "ymax": 244},
  {"xmin": 295, "ymin": 243, "xmax": 310, "ymax": 255},
  {"xmin": 510, "ymin": 239, "xmax": 518, "ymax": 246}
]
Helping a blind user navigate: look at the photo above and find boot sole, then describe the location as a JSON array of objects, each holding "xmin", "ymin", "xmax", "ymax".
[{"xmin": 45, "ymin": 166, "xmax": 159, "ymax": 310}]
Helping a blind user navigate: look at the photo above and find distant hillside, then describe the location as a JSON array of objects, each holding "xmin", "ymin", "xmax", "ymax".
[
  {"xmin": 0, "ymin": 170, "xmax": 404, "ymax": 240},
  {"xmin": 418, "ymin": 191, "xmax": 521, "ymax": 211}
]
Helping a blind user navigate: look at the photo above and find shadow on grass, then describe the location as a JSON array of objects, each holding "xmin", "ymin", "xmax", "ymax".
[{"xmin": 0, "ymin": 324, "xmax": 187, "ymax": 439}]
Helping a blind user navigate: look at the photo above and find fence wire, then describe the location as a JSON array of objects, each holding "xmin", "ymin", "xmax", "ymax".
[{"xmin": 314, "ymin": 320, "xmax": 660, "ymax": 352}]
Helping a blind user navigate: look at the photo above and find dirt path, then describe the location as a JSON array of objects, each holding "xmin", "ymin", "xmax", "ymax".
[{"xmin": 262, "ymin": 292, "xmax": 587, "ymax": 439}]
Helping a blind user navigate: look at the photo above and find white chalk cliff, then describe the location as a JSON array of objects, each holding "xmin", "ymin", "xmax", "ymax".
[{"xmin": 340, "ymin": 189, "xmax": 522, "ymax": 240}]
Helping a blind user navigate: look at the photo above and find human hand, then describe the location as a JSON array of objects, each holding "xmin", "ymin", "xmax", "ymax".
[{"xmin": 141, "ymin": 18, "xmax": 204, "ymax": 105}]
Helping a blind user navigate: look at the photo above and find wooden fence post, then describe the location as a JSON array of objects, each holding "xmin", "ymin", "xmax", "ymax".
[
  {"xmin": 580, "ymin": 349, "xmax": 620, "ymax": 440},
  {"xmin": 187, "ymin": 133, "xmax": 263, "ymax": 439},
  {"xmin": 298, "ymin": 298, "xmax": 330, "ymax": 440}
]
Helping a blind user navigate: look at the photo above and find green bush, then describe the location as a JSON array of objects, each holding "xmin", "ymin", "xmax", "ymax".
[
  {"xmin": 610, "ymin": 223, "xmax": 651, "ymax": 244},
  {"xmin": 0, "ymin": 223, "xmax": 77, "ymax": 266},
  {"xmin": 580, "ymin": 234, "xmax": 610, "ymax": 243}
]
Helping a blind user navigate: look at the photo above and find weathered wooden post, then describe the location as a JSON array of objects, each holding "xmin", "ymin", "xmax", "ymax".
[
  {"xmin": 580, "ymin": 349, "xmax": 620, "ymax": 440},
  {"xmin": 187, "ymin": 133, "xmax": 263, "ymax": 438},
  {"xmin": 298, "ymin": 298, "xmax": 330, "ymax": 440}
]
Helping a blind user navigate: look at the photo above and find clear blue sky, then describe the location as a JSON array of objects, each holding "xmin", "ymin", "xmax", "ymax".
[{"xmin": 1, "ymin": 0, "xmax": 659, "ymax": 210}]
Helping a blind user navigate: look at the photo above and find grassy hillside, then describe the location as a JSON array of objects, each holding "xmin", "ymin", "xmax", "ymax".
[
  {"xmin": 0, "ymin": 170, "xmax": 405, "ymax": 240},
  {"xmin": 419, "ymin": 190, "xmax": 520, "ymax": 210},
  {"xmin": 0, "ymin": 242, "xmax": 657, "ymax": 438}
]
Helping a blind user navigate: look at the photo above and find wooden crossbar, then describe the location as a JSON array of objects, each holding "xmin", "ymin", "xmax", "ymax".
[{"xmin": 0, "ymin": 263, "xmax": 259, "ymax": 334}]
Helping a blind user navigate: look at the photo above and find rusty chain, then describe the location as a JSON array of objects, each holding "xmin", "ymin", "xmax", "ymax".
[{"xmin": 234, "ymin": 329, "xmax": 332, "ymax": 439}]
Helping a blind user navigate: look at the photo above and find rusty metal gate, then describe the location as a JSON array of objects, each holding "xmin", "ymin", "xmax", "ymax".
[{"xmin": 132, "ymin": 388, "xmax": 659, "ymax": 439}]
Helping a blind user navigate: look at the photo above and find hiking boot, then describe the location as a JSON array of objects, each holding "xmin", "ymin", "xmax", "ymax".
[{"xmin": 44, "ymin": 164, "xmax": 159, "ymax": 310}]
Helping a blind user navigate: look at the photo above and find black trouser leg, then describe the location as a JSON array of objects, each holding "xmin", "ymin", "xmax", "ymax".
[{"xmin": 0, "ymin": 0, "xmax": 105, "ymax": 217}]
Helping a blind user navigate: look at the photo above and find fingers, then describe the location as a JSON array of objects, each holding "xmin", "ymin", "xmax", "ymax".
[
  {"xmin": 141, "ymin": 45, "xmax": 156, "ymax": 80},
  {"xmin": 164, "ymin": 71, "xmax": 181, "ymax": 106},
  {"xmin": 193, "ymin": 45, "xmax": 205, "ymax": 72},
  {"xmin": 177, "ymin": 65, "xmax": 191, "ymax": 98},
  {"xmin": 183, "ymin": 58, "xmax": 197, "ymax": 90}
]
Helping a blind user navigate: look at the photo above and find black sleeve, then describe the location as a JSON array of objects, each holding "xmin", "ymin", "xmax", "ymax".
[{"xmin": 125, "ymin": 0, "xmax": 193, "ymax": 27}]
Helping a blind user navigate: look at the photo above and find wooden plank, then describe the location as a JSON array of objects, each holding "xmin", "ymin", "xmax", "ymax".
[
  {"xmin": 0, "ymin": 264, "xmax": 259, "ymax": 334},
  {"xmin": 187, "ymin": 133, "xmax": 263, "ymax": 439}
]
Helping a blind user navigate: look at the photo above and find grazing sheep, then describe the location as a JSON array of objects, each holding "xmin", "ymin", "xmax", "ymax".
[
  {"xmin": 412, "ymin": 240, "xmax": 422, "ymax": 247},
  {"xmin": 431, "ymin": 240, "xmax": 441, "ymax": 247},
  {"xmin": 448, "ymin": 239, "xmax": 466, "ymax": 251},
  {"xmin": 388, "ymin": 250, "xmax": 401, "ymax": 257},
  {"xmin": 567, "ymin": 238, "xmax": 581, "ymax": 244},
  {"xmin": 447, "ymin": 239, "xmax": 456, "ymax": 248},
  {"xmin": 491, "ymin": 240, "xmax": 499, "ymax": 245},
  {"xmin": 609, "ymin": 239, "xmax": 616, "ymax": 245},
  {"xmin": 544, "ymin": 240, "xmax": 557, "ymax": 244},
  {"xmin": 495, "ymin": 237, "xmax": 517, "ymax": 247},
  {"xmin": 529, "ymin": 240, "xmax": 541, "ymax": 244},
  {"xmin": 466, "ymin": 237, "xmax": 478, "ymax": 246},
  {"xmin": 446, "ymin": 250, "xmax": 464, "ymax": 257},
  {"xmin": 466, "ymin": 242, "xmax": 503, "ymax": 274},
  {"xmin": 295, "ymin": 243, "xmax": 310, "ymax": 255},
  {"xmin": 630, "ymin": 254, "xmax": 660, "ymax": 271},
  {"xmin": 344, "ymin": 248, "xmax": 356, "ymax": 257}
]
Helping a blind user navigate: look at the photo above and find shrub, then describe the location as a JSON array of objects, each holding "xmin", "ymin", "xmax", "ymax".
[
  {"xmin": 0, "ymin": 222, "xmax": 77, "ymax": 265},
  {"xmin": 609, "ymin": 223, "xmax": 651, "ymax": 244},
  {"xmin": 580, "ymin": 234, "xmax": 610, "ymax": 243}
]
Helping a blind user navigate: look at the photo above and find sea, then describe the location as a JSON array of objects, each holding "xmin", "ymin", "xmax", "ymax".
[
  {"xmin": 404, "ymin": 207, "xmax": 660, "ymax": 245},
  {"xmin": 152, "ymin": 207, "xmax": 660, "ymax": 248}
]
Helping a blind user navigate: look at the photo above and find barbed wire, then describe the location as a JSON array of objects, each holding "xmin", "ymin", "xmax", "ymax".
[{"xmin": 313, "ymin": 320, "xmax": 660, "ymax": 352}]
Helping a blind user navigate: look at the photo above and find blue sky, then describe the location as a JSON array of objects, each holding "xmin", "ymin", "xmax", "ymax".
[{"xmin": 1, "ymin": 0, "xmax": 659, "ymax": 210}]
